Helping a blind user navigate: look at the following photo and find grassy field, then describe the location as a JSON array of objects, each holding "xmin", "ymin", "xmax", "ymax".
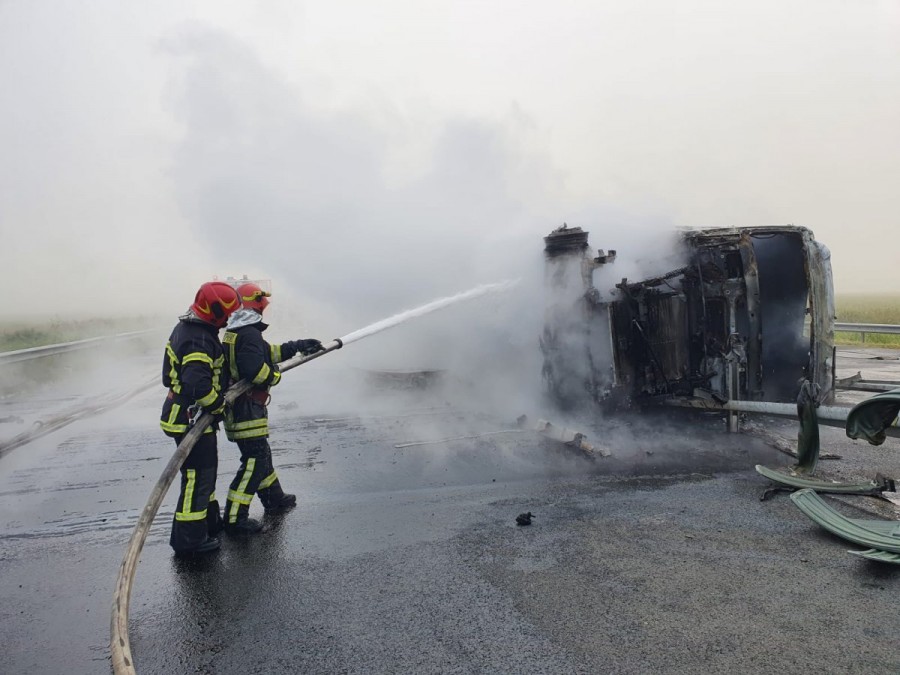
[
  {"xmin": 835, "ymin": 293, "xmax": 900, "ymax": 348},
  {"xmin": 0, "ymin": 316, "xmax": 161, "ymax": 352}
]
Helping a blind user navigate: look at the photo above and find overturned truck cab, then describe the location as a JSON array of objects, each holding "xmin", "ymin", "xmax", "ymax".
[{"xmin": 541, "ymin": 224, "xmax": 835, "ymax": 426}]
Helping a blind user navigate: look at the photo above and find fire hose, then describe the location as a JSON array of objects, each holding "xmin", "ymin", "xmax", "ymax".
[
  {"xmin": 109, "ymin": 279, "xmax": 517, "ymax": 673},
  {"xmin": 109, "ymin": 339, "xmax": 343, "ymax": 675}
]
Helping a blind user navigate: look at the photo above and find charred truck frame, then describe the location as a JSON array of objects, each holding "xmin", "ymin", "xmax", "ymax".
[{"xmin": 541, "ymin": 224, "xmax": 835, "ymax": 430}]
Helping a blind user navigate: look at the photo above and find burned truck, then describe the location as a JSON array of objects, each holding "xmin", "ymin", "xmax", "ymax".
[{"xmin": 541, "ymin": 224, "xmax": 835, "ymax": 425}]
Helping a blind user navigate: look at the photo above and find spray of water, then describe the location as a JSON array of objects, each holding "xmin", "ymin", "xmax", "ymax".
[{"xmin": 339, "ymin": 280, "xmax": 520, "ymax": 345}]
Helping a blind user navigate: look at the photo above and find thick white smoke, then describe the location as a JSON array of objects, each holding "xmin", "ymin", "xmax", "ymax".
[{"xmin": 156, "ymin": 26, "xmax": 677, "ymax": 422}]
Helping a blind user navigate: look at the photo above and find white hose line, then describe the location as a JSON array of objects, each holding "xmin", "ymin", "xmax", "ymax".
[{"xmin": 109, "ymin": 341, "xmax": 341, "ymax": 675}]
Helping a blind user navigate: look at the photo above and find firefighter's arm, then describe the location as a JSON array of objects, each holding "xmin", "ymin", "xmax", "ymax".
[
  {"xmin": 238, "ymin": 332, "xmax": 281, "ymax": 388},
  {"xmin": 181, "ymin": 354, "xmax": 225, "ymax": 414},
  {"xmin": 271, "ymin": 341, "xmax": 290, "ymax": 364}
]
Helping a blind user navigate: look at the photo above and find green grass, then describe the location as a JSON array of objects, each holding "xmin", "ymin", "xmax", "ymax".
[
  {"xmin": 0, "ymin": 316, "xmax": 163, "ymax": 395},
  {"xmin": 0, "ymin": 316, "xmax": 160, "ymax": 352},
  {"xmin": 835, "ymin": 293, "xmax": 900, "ymax": 348}
]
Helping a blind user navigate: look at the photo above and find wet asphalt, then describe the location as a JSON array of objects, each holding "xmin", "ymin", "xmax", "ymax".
[{"xmin": 2, "ymin": 349, "xmax": 900, "ymax": 674}]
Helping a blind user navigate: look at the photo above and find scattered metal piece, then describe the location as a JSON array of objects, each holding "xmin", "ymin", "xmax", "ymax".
[
  {"xmin": 875, "ymin": 473, "xmax": 898, "ymax": 493},
  {"xmin": 847, "ymin": 549, "xmax": 900, "ymax": 564},
  {"xmin": 845, "ymin": 388, "xmax": 900, "ymax": 446},
  {"xmin": 790, "ymin": 488, "xmax": 900, "ymax": 554},
  {"xmin": 880, "ymin": 491, "xmax": 900, "ymax": 508},
  {"xmin": 835, "ymin": 371, "xmax": 900, "ymax": 393},
  {"xmin": 516, "ymin": 512, "xmax": 534, "ymax": 526},
  {"xmin": 835, "ymin": 372, "xmax": 863, "ymax": 388},
  {"xmin": 755, "ymin": 465, "xmax": 893, "ymax": 501}
]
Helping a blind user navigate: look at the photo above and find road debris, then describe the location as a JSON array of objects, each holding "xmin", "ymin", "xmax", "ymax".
[
  {"xmin": 516, "ymin": 512, "xmax": 534, "ymax": 526},
  {"xmin": 790, "ymin": 488, "xmax": 900, "ymax": 562},
  {"xmin": 834, "ymin": 372, "xmax": 900, "ymax": 393},
  {"xmin": 755, "ymin": 464, "xmax": 894, "ymax": 500},
  {"xmin": 750, "ymin": 380, "xmax": 900, "ymax": 500},
  {"xmin": 517, "ymin": 415, "xmax": 611, "ymax": 458},
  {"xmin": 846, "ymin": 387, "xmax": 900, "ymax": 446}
]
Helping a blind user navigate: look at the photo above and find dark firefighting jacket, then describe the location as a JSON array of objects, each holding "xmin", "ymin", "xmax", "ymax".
[
  {"xmin": 222, "ymin": 310, "xmax": 301, "ymax": 441},
  {"xmin": 160, "ymin": 315, "xmax": 228, "ymax": 437}
]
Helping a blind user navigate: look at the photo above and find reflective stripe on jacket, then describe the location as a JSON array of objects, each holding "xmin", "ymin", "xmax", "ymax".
[
  {"xmin": 222, "ymin": 322, "xmax": 298, "ymax": 440},
  {"xmin": 160, "ymin": 318, "xmax": 227, "ymax": 436}
]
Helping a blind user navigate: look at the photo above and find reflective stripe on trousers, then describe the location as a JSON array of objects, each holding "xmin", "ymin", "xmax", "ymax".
[
  {"xmin": 228, "ymin": 457, "xmax": 256, "ymax": 523},
  {"xmin": 169, "ymin": 433, "xmax": 218, "ymax": 552},
  {"xmin": 225, "ymin": 439, "xmax": 279, "ymax": 523},
  {"xmin": 175, "ymin": 469, "xmax": 208, "ymax": 521}
]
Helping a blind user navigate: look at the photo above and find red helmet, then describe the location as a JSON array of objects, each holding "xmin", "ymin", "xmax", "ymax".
[
  {"xmin": 237, "ymin": 282, "xmax": 271, "ymax": 313},
  {"xmin": 191, "ymin": 281, "xmax": 240, "ymax": 327}
]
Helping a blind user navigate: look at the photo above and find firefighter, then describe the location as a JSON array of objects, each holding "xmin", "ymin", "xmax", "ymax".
[
  {"xmin": 222, "ymin": 283, "xmax": 324, "ymax": 533},
  {"xmin": 160, "ymin": 281, "xmax": 240, "ymax": 555}
]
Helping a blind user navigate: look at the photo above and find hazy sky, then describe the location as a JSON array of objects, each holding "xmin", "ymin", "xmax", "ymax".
[{"xmin": 1, "ymin": 0, "xmax": 898, "ymax": 323}]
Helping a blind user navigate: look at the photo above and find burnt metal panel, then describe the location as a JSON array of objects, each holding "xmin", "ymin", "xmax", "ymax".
[{"xmin": 541, "ymin": 223, "xmax": 835, "ymax": 412}]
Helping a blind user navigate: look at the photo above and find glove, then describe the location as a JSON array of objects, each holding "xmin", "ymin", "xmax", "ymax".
[
  {"xmin": 200, "ymin": 394, "xmax": 226, "ymax": 423},
  {"xmin": 293, "ymin": 338, "xmax": 324, "ymax": 356},
  {"xmin": 207, "ymin": 402, "xmax": 227, "ymax": 424}
]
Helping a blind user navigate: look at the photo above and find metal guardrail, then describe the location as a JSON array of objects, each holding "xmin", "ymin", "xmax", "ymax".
[
  {"xmin": 834, "ymin": 322, "xmax": 900, "ymax": 343},
  {"xmin": 835, "ymin": 322, "xmax": 900, "ymax": 335},
  {"xmin": 0, "ymin": 328, "xmax": 162, "ymax": 365}
]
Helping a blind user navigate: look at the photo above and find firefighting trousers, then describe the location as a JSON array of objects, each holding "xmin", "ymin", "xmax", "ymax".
[
  {"xmin": 224, "ymin": 437, "xmax": 286, "ymax": 524},
  {"xmin": 169, "ymin": 433, "xmax": 223, "ymax": 552}
]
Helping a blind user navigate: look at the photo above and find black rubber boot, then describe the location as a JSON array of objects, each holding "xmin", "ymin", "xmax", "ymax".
[
  {"xmin": 259, "ymin": 479, "xmax": 297, "ymax": 513},
  {"xmin": 173, "ymin": 536, "xmax": 220, "ymax": 557},
  {"xmin": 223, "ymin": 516, "xmax": 263, "ymax": 534},
  {"xmin": 207, "ymin": 498, "xmax": 224, "ymax": 537},
  {"xmin": 223, "ymin": 497, "xmax": 264, "ymax": 534}
]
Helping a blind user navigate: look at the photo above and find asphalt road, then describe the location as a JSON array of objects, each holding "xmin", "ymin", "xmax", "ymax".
[{"xmin": 2, "ymin": 348, "xmax": 900, "ymax": 674}]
